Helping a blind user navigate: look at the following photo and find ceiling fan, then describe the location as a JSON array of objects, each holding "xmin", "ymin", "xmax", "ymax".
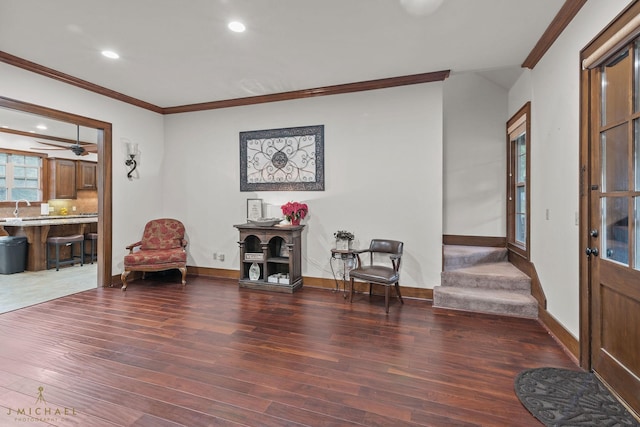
[{"xmin": 31, "ymin": 125, "xmax": 97, "ymax": 156}]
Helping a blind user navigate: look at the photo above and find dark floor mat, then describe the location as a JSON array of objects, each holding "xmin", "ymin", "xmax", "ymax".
[{"xmin": 515, "ymin": 367, "xmax": 639, "ymax": 426}]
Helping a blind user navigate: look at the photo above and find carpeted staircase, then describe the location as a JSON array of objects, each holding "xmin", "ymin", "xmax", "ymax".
[{"xmin": 433, "ymin": 245, "xmax": 538, "ymax": 318}]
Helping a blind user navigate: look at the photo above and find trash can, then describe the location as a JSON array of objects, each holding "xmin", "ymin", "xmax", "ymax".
[{"xmin": 0, "ymin": 236, "xmax": 28, "ymax": 274}]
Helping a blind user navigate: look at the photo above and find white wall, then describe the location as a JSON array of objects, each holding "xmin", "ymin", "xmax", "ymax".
[
  {"xmin": 443, "ymin": 72, "xmax": 508, "ymax": 237},
  {"xmin": 163, "ymin": 83, "xmax": 444, "ymax": 288},
  {"xmin": 0, "ymin": 62, "xmax": 166, "ymax": 276},
  {"xmin": 507, "ymin": 0, "xmax": 631, "ymax": 337}
]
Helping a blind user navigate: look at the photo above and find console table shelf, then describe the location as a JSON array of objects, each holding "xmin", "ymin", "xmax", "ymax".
[{"xmin": 234, "ymin": 223, "xmax": 304, "ymax": 293}]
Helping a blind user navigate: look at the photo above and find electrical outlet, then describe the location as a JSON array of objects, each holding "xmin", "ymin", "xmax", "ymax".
[
  {"xmin": 213, "ymin": 252, "xmax": 217, "ymax": 260},
  {"xmin": 218, "ymin": 253, "xmax": 225, "ymax": 262}
]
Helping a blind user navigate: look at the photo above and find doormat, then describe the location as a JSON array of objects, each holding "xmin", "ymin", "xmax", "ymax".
[{"xmin": 514, "ymin": 367, "xmax": 639, "ymax": 426}]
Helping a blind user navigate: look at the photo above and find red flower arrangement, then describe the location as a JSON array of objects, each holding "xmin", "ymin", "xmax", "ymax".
[{"xmin": 281, "ymin": 201, "xmax": 308, "ymax": 225}]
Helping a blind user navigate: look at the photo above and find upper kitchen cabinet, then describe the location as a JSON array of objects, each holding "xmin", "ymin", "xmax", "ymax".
[
  {"xmin": 48, "ymin": 158, "xmax": 76, "ymax": 199},
  {"xmin": 76, "ymin": 160, "xmax": 97, "ymax": 190}
]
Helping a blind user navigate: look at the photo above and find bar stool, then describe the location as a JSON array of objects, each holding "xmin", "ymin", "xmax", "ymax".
[
  {"xmin": 46, "ymin": 234, "xmax": 85, "ymax": 271},
  {"xmin": 85, "ymin": 232, "xmax": 98, "ymax": 263}
]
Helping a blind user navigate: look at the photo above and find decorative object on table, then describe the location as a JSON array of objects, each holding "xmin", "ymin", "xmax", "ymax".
[
  {"xmin": 244, "ymin": 252, "xmax": 264, "ymax": 262},
  {"xmin": 239, "ymin": 125, "xmax": 325, "ymax": 191},
  {"xmin": 334, "ymin": 230, "xmax": 354, "ymax": 251},
  {"xmin": 247, "ymin": 218, "xmax": 281, "ymax": 227},
  {"xmin": 279, "ymin": 241, "xmax": 290, "ymax": 258},
  {"xmin": 514, "ymin": 367, "xmax": 639, "ymax": 427},
  {"xmin": 249, "ymin": 262, "xmax": 260, "ymax": 280},
  {"xmin": 246, "ymin": 198, "xmax": 263, "ymax": 221},
  {"xmin": 268, "ymin": 273, "xmax": 290, "ymax": 284},
  {"xmin": 281, "ymin": 201, "xmax": 308, "ymax": 226}
]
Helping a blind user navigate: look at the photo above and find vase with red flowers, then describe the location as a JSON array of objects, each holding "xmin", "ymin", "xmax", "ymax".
[{"xmin": 281, "ymin": 201, "xmax": 308, "ymax": 226}]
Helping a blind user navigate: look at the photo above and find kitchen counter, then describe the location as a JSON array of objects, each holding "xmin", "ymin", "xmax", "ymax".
[
  {"xmin": 0, "ymin": 215, "xmax": 98, "ymax": 271},
  {"xmin": 1, "ymin": 215, "xmax": 97, "ymax": 227}
]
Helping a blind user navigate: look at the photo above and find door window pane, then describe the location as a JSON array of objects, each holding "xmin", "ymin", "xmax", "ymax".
[
  {"xmin": 602, "ymin": 197, "xmax": 629, "ymax": 266},
  {"xmin": 602, "ymin": 49, "xmax": 631, "ymax": 126},
  {"xmin": 635, "ymin": 41, "xmax": 640, "ymax": 113},
  {"xmin": 601, "ymin": 124, "xmax": 629, "ymax": 192},
  {"xmin": 635, "ymin": 197, "xmax": 640, "ymax": 270},
  {"xmin": 636, "ymin": 119, "xmax": 640, "ymax": 191}
]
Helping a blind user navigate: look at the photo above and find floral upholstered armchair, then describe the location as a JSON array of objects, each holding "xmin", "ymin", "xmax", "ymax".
[{"xmin": 121, "ymin": 218, "xmax": 187, "ymax": 290}]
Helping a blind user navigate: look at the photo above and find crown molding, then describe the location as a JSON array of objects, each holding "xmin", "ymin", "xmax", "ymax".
[
  {"xmin": 0, "ymin": 50, "xmax": 449, "ymax": 114},
  {"xmin": 163, "ymin": 70, "xmax": 450, "ymax": 114},
  {"xmin": 0, "ymin": 51, "xmax": 164, "ymax": 113},
  {"xmin": 521, "ymin": 0, "xmax": 587, "ymax": 69}
]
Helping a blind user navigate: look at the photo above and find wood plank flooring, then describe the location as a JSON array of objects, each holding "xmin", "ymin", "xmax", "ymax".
[{"xmin": 0, "ymin": 274, "xmax": 578, "ymax": 426}]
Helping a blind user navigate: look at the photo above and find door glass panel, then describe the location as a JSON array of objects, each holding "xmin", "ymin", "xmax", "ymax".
[
  {"xmin": 516, "ymin": 133, "xmax": 526, "ymax": 182},
  {"xmin": 636, "ymin": 119, "xmax": 640, "ymax": 191},
  {"xmin": 601, "ymin": 49, "xmax": 631, "ymax": 126},
  {"xmin": 516, "ymin": 186, "xmax": 526, "ymax": 244},
  {"xmin": 602, "ymin": 196, "xmax": 629, "ymax": 266},
  {"xmin": 635, "ymin": 41, "xmax": 640, "ymax": 113},
  {"xmin": 636, "ymin": 197, "xmax": 640, "ymax": 270},
  {"xmin": 601, "ymin": 124, "xmax": 629, "ymax": 192}
]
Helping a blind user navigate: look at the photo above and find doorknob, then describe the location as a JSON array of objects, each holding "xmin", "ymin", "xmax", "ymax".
[
  {"xmin": 585, "ymin": 247, "xmax": 599, "ymax": 257},
  {"xmin": 590, "ymin": 229, "xmax": 599, "ymax": 237}
]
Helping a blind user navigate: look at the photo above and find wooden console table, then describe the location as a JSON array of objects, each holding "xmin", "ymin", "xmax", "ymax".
[{"xmin": 234, "ymin": 223, "xmax": 304, "ymax": 293}]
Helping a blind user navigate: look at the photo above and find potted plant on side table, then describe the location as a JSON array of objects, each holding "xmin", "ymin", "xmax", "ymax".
[{"xmin": 334, "ymin": 230, "xmax": 355, "ymax": 251}]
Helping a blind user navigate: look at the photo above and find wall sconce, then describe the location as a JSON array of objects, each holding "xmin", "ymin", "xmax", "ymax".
[{"xmin": 125, "ymin": 142, "xmax": 138, "ymax": 179}]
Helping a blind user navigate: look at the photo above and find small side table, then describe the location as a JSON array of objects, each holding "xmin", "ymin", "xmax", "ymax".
[{"xmin": 330, "ymin": 248, "xmax": 358, "ymax": 298}]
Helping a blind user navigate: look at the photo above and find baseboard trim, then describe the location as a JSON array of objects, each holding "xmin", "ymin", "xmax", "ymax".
[
  {"xmin": 538, "ymin": 307, "xmax": 580, "ymax": 364},
  {"xmin": 303, "ymin": 276, "xmax": 433, "ymax": 300},
  {"xmin": 442, "ymin": 234, "xmax": 506, "ymax": 247},
  {"xmin": 111, "ymin": 266, "xmax": 434, "ymax": 300}
]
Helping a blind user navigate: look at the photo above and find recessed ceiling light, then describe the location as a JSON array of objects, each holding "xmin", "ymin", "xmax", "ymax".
[
  {"xmin": 101, "ymin": 50, "xmax": 120, "ymax": 59},
  {"xmin": 228, "ymin": 21, "xmax": 246, "ymax": 33}
]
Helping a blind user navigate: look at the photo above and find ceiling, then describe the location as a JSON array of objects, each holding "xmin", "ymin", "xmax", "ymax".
[{"xmin": 0, "ymin": 0, "xmax": 566, "ymax": 110}]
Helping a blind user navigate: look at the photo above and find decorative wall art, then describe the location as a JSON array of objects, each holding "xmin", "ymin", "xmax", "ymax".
[{"xmin": 240, "ymin": 125, "xmax": 324, "ymax": 191}]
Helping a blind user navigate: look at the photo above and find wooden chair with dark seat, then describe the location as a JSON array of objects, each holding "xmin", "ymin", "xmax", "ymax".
[
  {"xmin": 349, "ymin": 239, "xmax": 404, "ymax": 313},
  {"xmin": 121, "ymin": 218, "xmax": 187, "ymax": 291}
]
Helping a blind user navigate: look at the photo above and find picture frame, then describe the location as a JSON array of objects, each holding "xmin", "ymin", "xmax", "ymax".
[
  {"xmin": 246, "ymin": 198, "xmax": 263, "ymax": 220},
  {"xmin": 240, "ymin": 125, "xmax": 325, "ymax": 191}
]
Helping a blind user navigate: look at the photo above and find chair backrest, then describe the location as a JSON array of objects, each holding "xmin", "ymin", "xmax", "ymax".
[
  {"xmin": 140, "ymin": 218, "xmax": 185, "ymax": 250},
  {"xmin": 369, "ymin": 239, "xmax": 403, "ymax": 256}
]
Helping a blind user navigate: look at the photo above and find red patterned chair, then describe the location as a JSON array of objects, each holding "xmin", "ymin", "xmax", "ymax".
[{"xmin": 121, "ymin": 218, "xmax": 187, "ymax": 290}]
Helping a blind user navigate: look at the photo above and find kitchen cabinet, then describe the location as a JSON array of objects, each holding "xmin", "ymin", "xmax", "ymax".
[
  {"xmin": 77, "ymin": 160, "xmax": 97, "ymax": 190},
  {"xmin": 234, "ymin": 223, "xmax": 304, "ymax": 293},
  {"xmin": 48, "ymin": 158, "xmax": 76, "ymax": 199}
]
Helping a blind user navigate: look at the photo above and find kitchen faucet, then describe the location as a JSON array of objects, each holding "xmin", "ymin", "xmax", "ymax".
[{"xmin": 13, "ymin": 199, "xmax": 31, "ymax": 217}]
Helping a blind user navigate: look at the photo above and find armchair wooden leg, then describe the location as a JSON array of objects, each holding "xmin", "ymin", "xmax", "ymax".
[
  {"xmin": 179, "ymin": 267, "xmax": 187, "ymax": 286},
  {"xmin": 121, "ymin": 271, "xmax": 131, "ymax": 291}
]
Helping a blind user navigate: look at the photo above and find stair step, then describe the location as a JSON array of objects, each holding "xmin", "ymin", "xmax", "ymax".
[
  {"xmin": 441, "ymin": 262, "xmax": 531, "ymax": 292},
  {"xmin": 433, "ymin": 287, "xmax": 538, "ymax": 319},
  {"xmin": 443, "ymin": 245, "xmax": 507, "ymax": 271}
]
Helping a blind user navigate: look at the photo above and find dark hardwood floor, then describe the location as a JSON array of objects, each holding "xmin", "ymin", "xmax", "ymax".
[{"xmin": 0, "ymin": 274, "xmax": 578, "ymax": 426}]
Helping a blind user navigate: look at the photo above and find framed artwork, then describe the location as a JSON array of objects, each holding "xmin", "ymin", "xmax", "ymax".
[
  {"xmin": 246, "ymin": 198, "xmax": 263, "ymax": 220},
  {"xmin": 240, "ymin": 125, "xmax": 324, "ymax": 191}
]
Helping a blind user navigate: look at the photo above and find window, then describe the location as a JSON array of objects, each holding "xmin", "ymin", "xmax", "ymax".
[
  {"xmin": 507, "ymin": 103, "xmax": 530, "ymax": 258},
  {"xmin": 0, "ymin": 150, "xmax": 44, "ymax": 202}
]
